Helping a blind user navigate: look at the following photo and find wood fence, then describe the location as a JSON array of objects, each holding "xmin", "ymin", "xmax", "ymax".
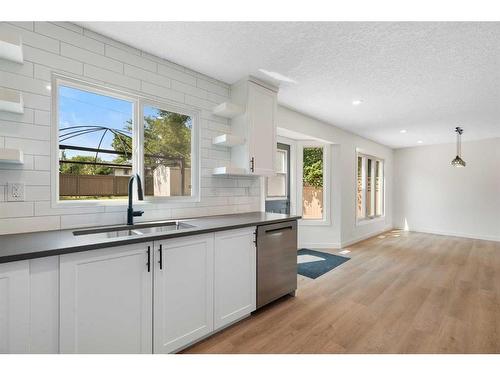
[{"xmin": 302, "ymin": 186, "xmax": 323, "ymax": 219}]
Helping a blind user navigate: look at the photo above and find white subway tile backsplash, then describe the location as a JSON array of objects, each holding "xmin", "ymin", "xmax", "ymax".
[
  {"xmin": 5, "ymin": 138, "xmax": 50, "ymax": 155},
  {"xmin": 21, "ymin": 92, "xmax": 51, "ymax": 111},
  {"xmin": 0, "ymin": 216, "xmax": 60, "ymax": 235},
  {"xmin": 83, "ymin": 28, "xmax": 142, "ymax": 56},
  {"xmin": 34, "ymin": 110, "xmax": 51, "ymax": 126},
  {"xmin": 60, "ymin": 211, "xmax": 126, "ymax": 229},
  {"xmin": 124, "ymin": 64, "xmax": 171, "ymax": 87},
  {"xmin": 0, "ymin": 70, "xmax": 50, "ymax": 97},
  {"xmin": 171, "ymin": 80, "xmax": 207, "ymax": 100},
  {"xmin": 0, "ymin": 121, "xmax": 50, "ymax": 140},
  {"xmin": 0, "ymin": 202, "xmax": 34, "ymax": 218},
  {"xmin": 7, "ymin": 22, "xmax": 34, "ymax": 31},
  {"xmin": 0, "ymin": 22, "xmax": 60, "ymax": 53},
  {"xmin": 157, "ymin": 64, "xmax": 197, "ymax": 86},
  {"xmin": 0, "ymin": 170, "xmax": 50, "ymax": 186},
  {"xmin": 0, "ymin": 22, "xmax": 259, "ymax": 235},
  {"xmin": 141, "ymin": 81, "xmax": 184, "ymax": 102},
  {"xmin": 35, "ymin": 22, "xmax": 104, "ymax": 54},
  {"xmin": 61, "ymin": 43, "xmax": 123, "ymax": 73},
  {"xmin": 24, "ymin": 46, "xmax": 83, "ymax": 75},
  {"xmin": 0, "ymin": 60, "xmax": 34, "ymax": 78},
  {"xmin": 34, "ymin": 155, "xmax": 51, "ymax": 171},
  {"xmin": 105, "ymin": 45, "xmax": 156, "ymax": 72},
  {"xmin": 25, "ymin": 186, "xmax": 51, "ymax": 201},
  {"xmin": 84, "ymin": 64, "xmax": 141, "ymax": 91},
  {"xmin": 196, "ymin": 78, "xmax": 230, "ymax": 97},
  {"xmin": 0, "ymin": 108, "xmax": 35, "ymax": 124}
]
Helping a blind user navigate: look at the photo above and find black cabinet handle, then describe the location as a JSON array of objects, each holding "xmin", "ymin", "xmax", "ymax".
[
  {"xmin": 147, "ymin": 246, "xmax": 151, "ymax": 272},
  {"xmin": 250, "ymin": 157, "xmax": 255, "ymax": 173},
  {"xmin": 158, "ymin": 244, "xmax": 163, "ymax": 270}
]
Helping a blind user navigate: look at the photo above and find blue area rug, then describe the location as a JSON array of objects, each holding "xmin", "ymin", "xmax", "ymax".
[{"xmin": 297, "ymin": 249, "xmax": 350, "ymax": 279}]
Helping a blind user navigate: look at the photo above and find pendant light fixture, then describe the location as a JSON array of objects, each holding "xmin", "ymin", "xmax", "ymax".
[{"xmin": 451, "ymin": 127, "xmax": 466, "ymax": 167}]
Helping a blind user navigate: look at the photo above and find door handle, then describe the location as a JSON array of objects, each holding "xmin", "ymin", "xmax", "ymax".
[
  {"xmin": 158, "ymin": 244, "xmax": 163, "ymax": 270},
  {"xmin": 250, "ymin": 157, "xmax": 255, "ymax": 173},
  {"xmin": 147, "ymin": 246, "xmax": 151, "ymax": 272}
]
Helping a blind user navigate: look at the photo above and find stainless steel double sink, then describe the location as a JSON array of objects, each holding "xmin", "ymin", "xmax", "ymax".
[{"xmin": 73, "ymin": 220, "xmax": 196, "ymax": 240}]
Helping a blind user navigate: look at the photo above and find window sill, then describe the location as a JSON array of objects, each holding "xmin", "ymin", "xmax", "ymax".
[
  {"xmin": 299, "ymin": 218, "xmax": 331, "ymax": 226},
  {"xmin": 356, "ymin": 216, "xmax": 385, "ymax": 226},
  {"xmin": 53, "ymin": 195, "xmax": 200, "ymax": 209}
]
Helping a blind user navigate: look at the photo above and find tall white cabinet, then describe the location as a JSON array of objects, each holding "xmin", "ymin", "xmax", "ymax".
[
  {"xmin": 213, "ymin": 77, "xmax": 278, "ymax": 177},
  {"xmin": 214, "ymin": 227, "xmax": 256, "ymax": 330},
  {"xmin": 0, "ymin": 260, "xmax": 30, "ymax": 354},
  {"xmin": 153, "ymin": 234, "xmax": 214, "ymax": 354},
  {"xmin": 59, "ymin": 243, "xmax": 153, "ymax": 354}
]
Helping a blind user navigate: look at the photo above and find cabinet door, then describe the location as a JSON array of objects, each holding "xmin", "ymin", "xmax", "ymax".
[
  {"xmin": 214, "ymin": 227, "xmax": 256, "ymax": 330},
  {"xmin": 0, "ymin": 260, "xmax": 30, "ymax": 353},
  {"xmin": 154, "ymin": 234, "xmax": 214, "ymax": 353},
  {"xmin": 248, "ymin": 82, "xmax": 277, "ymax": 176},
  {"xmin": 60, "ymin": 244, "xmax": 153, "ymax": 353}
]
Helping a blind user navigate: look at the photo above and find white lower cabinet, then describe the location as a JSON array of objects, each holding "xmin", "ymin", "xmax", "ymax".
[
  {"xmin": 59, "ymin": 243, "xmax": 153, "ymax": 353},
  {"xmin": 153, "ymin": 234, "xmax": 214, "ymax": 353},
  {"xmin": 0, "ymin": 260, "xmax": 30, "ymax": 354},
  {"xmin": 214, "ymin": 227, "xmax": 256, "ymax": 330},
  {"xmin": 3, "ymin": 226, "xmax": 258, "ymax": 354}
]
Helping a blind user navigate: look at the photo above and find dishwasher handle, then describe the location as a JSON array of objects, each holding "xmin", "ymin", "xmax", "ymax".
[{"xmin": 265, "ymin": 225, "xmax": 294, "ymax": 234}]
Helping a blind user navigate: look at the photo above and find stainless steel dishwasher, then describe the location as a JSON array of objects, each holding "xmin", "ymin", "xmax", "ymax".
[{"xmin": 256, "ymin": 220, "xmax": 298, "ymax": 309}]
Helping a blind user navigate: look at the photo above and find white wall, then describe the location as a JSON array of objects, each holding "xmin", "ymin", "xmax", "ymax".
[
  {"xmin": 0, "ymin": 22, "xmax": 260, "ymax": 235},
  {"xmin": 393, "ymin": 138, "xmax": 500, "ymax": 241},
  {"xmin": 277, "ymin": 106, "xmax": 394, "ymax": 248}
]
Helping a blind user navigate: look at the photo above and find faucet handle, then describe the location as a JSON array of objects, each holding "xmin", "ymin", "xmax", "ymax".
[{"xmin": 133, "ymin": 210, "xmax": 144, "ymax": 217}]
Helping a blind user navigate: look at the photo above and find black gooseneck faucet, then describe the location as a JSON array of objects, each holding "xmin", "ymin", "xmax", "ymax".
[{"xmin": 127, "ymin": 174, "xmax": 144, "ymax": 225}]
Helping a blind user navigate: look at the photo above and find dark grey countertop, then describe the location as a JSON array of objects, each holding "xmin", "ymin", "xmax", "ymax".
[{"xmin": 0, "ymin": 212, "xmax": 300, "ymax": 263}]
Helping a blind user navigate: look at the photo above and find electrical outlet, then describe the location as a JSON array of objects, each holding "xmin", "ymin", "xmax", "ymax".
[{"xmin": 7, "ymin": 182, "xmax": 25, "ymax": 202}]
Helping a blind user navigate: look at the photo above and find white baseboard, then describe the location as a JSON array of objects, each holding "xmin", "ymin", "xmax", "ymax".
[
  {"xmin": 395, "ymin": 227, "xmax": 500, "ymax": 242},
  {"xmin": 340, "ymin": 226, "xmax": 394, "ymax": 248}
]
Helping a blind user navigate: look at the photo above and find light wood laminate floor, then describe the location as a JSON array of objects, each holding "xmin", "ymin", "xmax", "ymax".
[{"xmin": 184, "ymin": 230, "xmax": 500, "ymax": 354}]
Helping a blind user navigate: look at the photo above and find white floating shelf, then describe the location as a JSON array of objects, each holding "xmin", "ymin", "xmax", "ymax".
[
  {"xmin": 0, "ymin": 148, "xmax": 24, "ymax": 164},
  {"xmin": 212, "ymin": 166, "xmax": 251, "ymax": 176},
  {"xmin": 212, "ymin": 102, "xmax": 244, "ymax": 118},
  {"xmin": 0, "ymin": 33, "xmax": 23, "ymax": 64},
  {"xmin": 0, "ymin": 89, "xmax": 24, "ymax": 114},
  {"xmin": 212, "ymin": 134, "xmax": 245, "ymax": 147}
]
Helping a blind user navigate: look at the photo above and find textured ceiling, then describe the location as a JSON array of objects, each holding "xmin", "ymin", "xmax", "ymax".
[{"xmin": 79, "ymin": 22, "xmax": 500, "ymax": 148}]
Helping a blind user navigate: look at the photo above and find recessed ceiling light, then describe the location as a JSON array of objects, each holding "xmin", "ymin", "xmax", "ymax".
[
  {"xmin": 352, "ymin": 99, "xmax": 362, "ymax": 106},
  {"xmin": 258, "ymin": 69, "xmax": 297, "ymax": 83},
  {"xmin": 400, "ymin": 129, "xmax": 407, "ymax": 134},
  {"xmin": 417, "ymin": 140, "xmax": 423, "ymax": 144},
  {"xmin": 45, "ymin": 85, "xmax": 51, "ymax": 91}
]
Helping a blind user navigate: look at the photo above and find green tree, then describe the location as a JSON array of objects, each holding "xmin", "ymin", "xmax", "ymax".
[
  {"xmin": 111, "ymin": 110, "xmax": 191, "ymax": 169},
  {"xmin": 59, "ymin": 155, "xmax": 112, "ymax": 175},
  {"xmin": 303, "ymin": 147, "xmax": 323, "ymax": 188}
]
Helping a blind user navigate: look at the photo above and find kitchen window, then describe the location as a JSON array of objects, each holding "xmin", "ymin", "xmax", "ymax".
[
  {"xmin": 356, "ymin": 153, "xmax": 384, "ymax": 221},
  {"xmin": 54, "ymin": 78, "xmax": 199, "ymax": 203}
]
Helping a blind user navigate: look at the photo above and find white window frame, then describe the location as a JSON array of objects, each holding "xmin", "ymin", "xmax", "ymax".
[
  {"xmin": 297, "ymin": 142, "xmax": 331, "ymax": 226},
  {"xmin": 265, "ymin": 148, "xmax": 288, "ymax": 200},
  {"xmin": 355, "ymin": 150, "xmax": 385, "ymax": 224},
  {"xmin": 51, "ymin": 75, "xmax": 200, "ymax": 207}
]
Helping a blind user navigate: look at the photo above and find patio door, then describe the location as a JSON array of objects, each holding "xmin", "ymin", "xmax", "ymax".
[{"xmin": 265, "ymin": 143, "xmax": 291, "ymax": 214}]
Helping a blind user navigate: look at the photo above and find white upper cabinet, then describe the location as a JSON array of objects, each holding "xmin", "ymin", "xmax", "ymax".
[
  {"xmin": 0, "ymin": 260, "xmax": 30, "ymax": 354},
  {"xmin": 153, "ymin": 234, "xmax": 214, "ymax": 354},
  {"xmin": 214, "ymin": 77, "xmax": 278, "ymax": 176},
  {"xmin": 214, "ymin": 227, "xmax": 256, "ymax": 330},
  {"xmin": 59, "ymin": 244, "xmax": 153, "ymax": 354}
]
